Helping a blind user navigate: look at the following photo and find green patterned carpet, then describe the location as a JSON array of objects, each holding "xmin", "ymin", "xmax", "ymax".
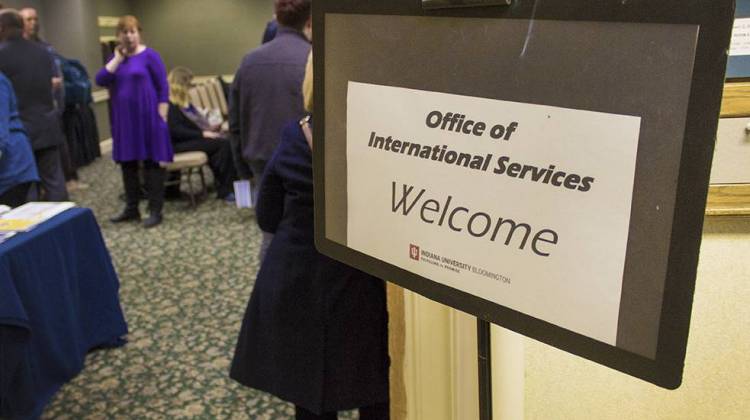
[{"xmin": 40, "ymin": 156, "xmax": 356, "ymax": 419}]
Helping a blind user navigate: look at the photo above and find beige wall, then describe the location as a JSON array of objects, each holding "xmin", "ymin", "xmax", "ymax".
[
  {"xmin": 41, "ymin": 0, "xmax": 101, "ymax": 91},
  {"xmin": 401, "ymin": 216, "xmax": 750, "ymax": 419},
  {"xmin": 92, "ymin": 0, "xmax": 270, "ymax": 76},
  {"xmin": 524, "ymin": 216, "xmax": 750, "ymax": 420},
  {"xmin": 2, "ymin": 0, "xmax": 43, "ymax": 11},
  {"xmin": 131, "ymin": 0, "xmax": 272, "ymax": 76},
  {"xmin": 93, "ymin": 0, "xmax": 131, "ymax": 17}
]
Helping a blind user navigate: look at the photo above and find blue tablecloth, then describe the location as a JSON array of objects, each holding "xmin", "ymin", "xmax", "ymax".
[{"xmin": 0, "ymin": 208, "xmax": 128, "ymax": 419}]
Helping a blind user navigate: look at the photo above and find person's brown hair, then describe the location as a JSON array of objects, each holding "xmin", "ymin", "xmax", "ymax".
[
  {"xmin": 0, "ymin": 9, "xmax": 23, "ymax": 39},
  {"xmin": 116, "ymin": 15, "xmax": 141, "ymax": 34},
  {"xmin": 274, "ymin": 0, "xmax": 310, "ymax": 31}
]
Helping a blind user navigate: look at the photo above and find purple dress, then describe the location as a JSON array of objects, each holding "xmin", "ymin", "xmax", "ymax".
[{"xmin": 95, "ymin": 48, "xmax": 173, "ymax": 163}]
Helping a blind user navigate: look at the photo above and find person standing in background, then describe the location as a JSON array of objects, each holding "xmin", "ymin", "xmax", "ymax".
[
  {"xmin": 230, "ymin": 52, "xmax": 390, "ymax": 420},
  {"xmin": 19, "ymin": 6, "xmax": 87, "ymax": 192},
  {"xmin": 0, "ymin": 9, "xmax": 68, "ymax": 201},
  {"xmin": 18, "ymin": 7, "xmax": 63, "ymax": 117},
  {"xmin": 229, "ymin": 0, "xmax": 311, "ymax": 259},
  {"xmin": 96, "ymin": 15, "xmax": 173, "ymax": 228},
  {"xmin": 0, "ymin": 71, "xmax": 39, "ymax": 207},
  {"xmin": 18, "ymin": 7, "xmax": 37, "ymax": 40}
]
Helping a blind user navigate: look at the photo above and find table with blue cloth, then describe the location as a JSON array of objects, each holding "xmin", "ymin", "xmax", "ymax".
[{"xmin": 0, "ymin": 207, "xmax": 128, "ymax": 419}]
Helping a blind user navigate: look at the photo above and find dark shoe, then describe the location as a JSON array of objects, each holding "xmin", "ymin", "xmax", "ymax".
[
  {"xmin": 143, "ymin": 213, "xmax": 162, "ymax": 229},
  {"xmin": 110, "ymin": 208, "xmax": 141, "ymax": 223}
]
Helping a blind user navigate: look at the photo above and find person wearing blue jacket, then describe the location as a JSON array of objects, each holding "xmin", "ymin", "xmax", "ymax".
[{"xmin": 0, "ymin": 71, "xmax": 39, "ymax": 206}]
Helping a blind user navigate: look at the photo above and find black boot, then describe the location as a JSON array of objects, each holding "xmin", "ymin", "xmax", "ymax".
[
  {"xmin": 143, "ymin": 162, "xmax": 166, "ymax": 229},
  {"xmin": 110, "ymin": 207, "xmax": 141, "ymax": 223},
  {"xmin": 143, "ymin": 212, "xmax": 162, "ymax": 228},
  {"xmin": 112, "ymin": 161, "xmax": 141, "ymax": 223}
]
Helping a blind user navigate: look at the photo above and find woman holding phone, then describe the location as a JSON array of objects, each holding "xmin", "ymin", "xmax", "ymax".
[{"xmin": 96, "ymin": 15, "xmax": 172, "ymax": 228}]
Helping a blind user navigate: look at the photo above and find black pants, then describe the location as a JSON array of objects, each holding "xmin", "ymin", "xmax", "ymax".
[
  {"xmin": 59, "ymin": 138, "xmax": 79, "ymax": 181},
  {"xmin": 248, "ymin": 159, "xmax": 273, "ymax": 261},
  {"xmin": 229, "ymin": 133, "xmax": 252, "ymax": 179},
  {"xmin": 33, "ymin": 146, "xmax": 69, "ymax": 201},
  {"xmin": 294, "ymin": 402, "xmax": 389, "ymax": 420},
  {"xmin": 0, "ymin": 182, "xmax": 35, "ymax": 207},
  {"xmin": 172, "ymin": 138, "xmax": 237, "ymax": 199},
  {"xmin": 120, "ymin": 160, "xmax": 165, "ymax": 215}
]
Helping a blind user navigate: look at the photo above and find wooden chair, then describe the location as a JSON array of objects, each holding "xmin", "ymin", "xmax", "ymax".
[
  {"xmin": 161, "ymin": 151, "xmax": 209, "ymax": 208},
  {"xmin": 196, "ymin": 85, "xmax": 212, "ymax": 112},
  {"xmin": 207, "ymin": 78, "xmax": 229, "ymax": 116},
  {"xmin": 188, "ymin": 87, "xmax": 203, "ymax": 109},
  {"xmin": 204, "ymin": 82, "xmax": 222, "ymax": 114}
]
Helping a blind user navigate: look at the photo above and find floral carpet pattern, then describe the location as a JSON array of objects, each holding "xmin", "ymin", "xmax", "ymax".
[{"xmin": 41, "ymin": 156, "xmax": 356, "ymax": 419}]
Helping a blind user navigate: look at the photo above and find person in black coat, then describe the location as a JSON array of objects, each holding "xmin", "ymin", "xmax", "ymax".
[
  {"xmin": 230, "ymin": 52, "xmax": 390, "ymax": 420},
  {"xmin": 167, "ymin": 67, "xmax": 236, "ymax": 200},
  {"xmin": 0, "ymin": 9, "xmax": 68, "ymax": 201}
]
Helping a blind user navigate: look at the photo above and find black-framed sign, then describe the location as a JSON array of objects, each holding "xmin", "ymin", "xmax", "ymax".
[{"xmin": 312, "ymin": 0, "xmax": 734, "ymax": 389}]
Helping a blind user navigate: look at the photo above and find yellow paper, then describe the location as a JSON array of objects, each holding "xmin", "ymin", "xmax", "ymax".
[{"xmin": 0, "ymin": 219, "xmax": 36, "ymax": 232}]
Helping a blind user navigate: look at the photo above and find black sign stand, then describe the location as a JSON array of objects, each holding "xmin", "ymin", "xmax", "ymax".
[{"xmin": 478, "ymin": 319, "xmax": 493, "ymax": 420}]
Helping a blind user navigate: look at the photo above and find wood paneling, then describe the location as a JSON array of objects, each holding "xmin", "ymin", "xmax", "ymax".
[
  {"xmin": 705, "ymin": 184, "xmax": 750, "ymax": 216},
  {"xmin": 721, "ymin": 82, "xmax": 750, "ymax": 118},
  {"xmin": 708, "ymin": 84, "xmax": 750, "ymax": 216}
]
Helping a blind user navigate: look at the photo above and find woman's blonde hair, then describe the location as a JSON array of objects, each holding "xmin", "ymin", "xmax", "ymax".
[
  {"xmin": 168, "ymin": 66, "xmax": 194, "ymax": 108},
  {"xmin": 302, "ymin": 51, "xmax": 313, "ymax": 113}
]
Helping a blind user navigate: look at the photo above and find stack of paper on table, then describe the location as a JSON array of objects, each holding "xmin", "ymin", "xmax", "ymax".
[{"xmin": 0, "ymin": 202, "xmax": 76, "ymax": 233}]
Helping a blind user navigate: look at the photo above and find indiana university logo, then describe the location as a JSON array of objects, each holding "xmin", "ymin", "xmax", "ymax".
[{"xmin": 409, "ymin": 244, "xmax": 420, "ymax": 261}]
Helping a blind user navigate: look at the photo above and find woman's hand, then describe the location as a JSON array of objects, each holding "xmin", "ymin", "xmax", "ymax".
[
  {"xmin": 105, "ymin": 48, "xmax": 126, "ymax": 74},
  {"xmin": 202, "ymin": 130, "xmax": 221, "ymax": 139},
  {"xmin": 158, "ymin": 103, "xmax": 168, "ymax": 123},
  {"xmin": 51, "ymin": 77, "xmax": 63, "ymax": 91}
]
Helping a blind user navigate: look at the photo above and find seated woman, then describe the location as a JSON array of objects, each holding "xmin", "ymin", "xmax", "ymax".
[
  {"xmin": 0, "ymin": 71, "xmax": 39, "ymax": 207},
  {"xmin": 166, "ymin": 67, "xmax": 236, "ymax": 200}
]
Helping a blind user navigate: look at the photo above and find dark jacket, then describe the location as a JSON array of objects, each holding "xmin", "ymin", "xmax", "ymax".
[
  {"xmin": 230, "ymin": 120, "xmax": 390, "ymax": 414},
  {"xmin": 229, "ymin": 26, "xmax": 310, "ymax": 164},
  {"xmin": 0, "ymin": 37, "xmax": 64, "ymax": 151},
  {"xmin": 166, "ymin": 103, "xmax": 203, "ymax": 144},
  {"xmin": 261, "ymin": 19, "xmax": 278, "ymax": 44}
]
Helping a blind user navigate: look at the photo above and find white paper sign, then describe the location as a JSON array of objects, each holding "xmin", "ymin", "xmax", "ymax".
[
  {"xmin": 346, "ymin": 82, "xmax": 641, "ymax": 345},
  {"xmin": 730, "ymin": 18, "xmax": 750, "ymax": 56}
]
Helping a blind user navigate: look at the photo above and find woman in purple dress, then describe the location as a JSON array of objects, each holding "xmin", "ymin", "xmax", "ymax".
[{"xmin": 95, "ymin": 15, "xmax": 173, "ymax": 228}]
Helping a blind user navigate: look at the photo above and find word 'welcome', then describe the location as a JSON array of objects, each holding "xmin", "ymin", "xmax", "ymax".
[{"xmin": 391, "ymin": 182, "xmax": 559, "ymax": 257}]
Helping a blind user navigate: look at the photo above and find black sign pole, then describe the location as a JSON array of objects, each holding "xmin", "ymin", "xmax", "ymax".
[{"xmin": 478, "ymin": 318, "xmax": 493, "ymax": 420}]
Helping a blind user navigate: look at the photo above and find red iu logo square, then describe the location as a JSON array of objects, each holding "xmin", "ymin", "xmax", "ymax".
[{"xmin": 409, "ymin": 244, "xmax": 420, "ymax": 261}]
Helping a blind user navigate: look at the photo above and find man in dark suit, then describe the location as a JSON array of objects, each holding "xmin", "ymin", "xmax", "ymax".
[{"xmin": 0, "ymin": 9, "xmax": 68, "ymax": 201}]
